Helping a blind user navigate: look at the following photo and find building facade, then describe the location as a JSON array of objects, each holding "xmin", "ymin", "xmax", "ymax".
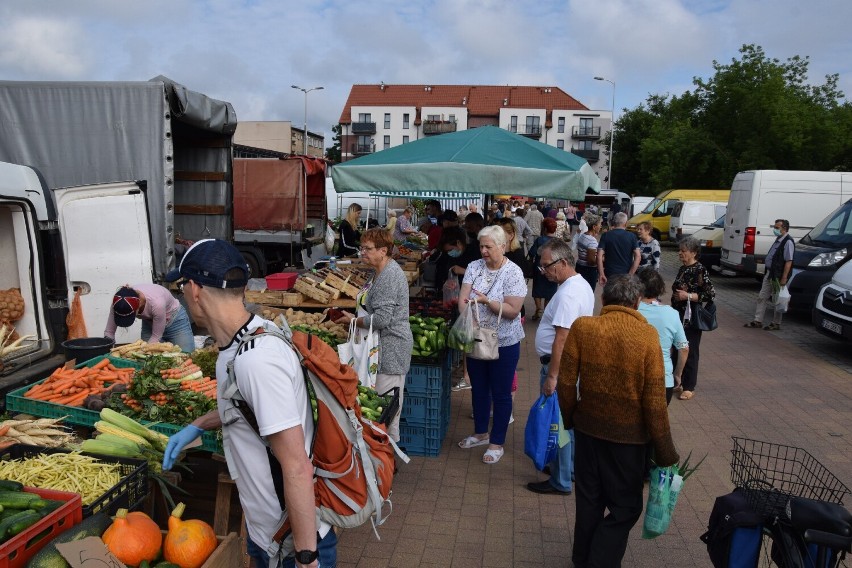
[
  {"xmin": 234, "ymin": 120, "xmax": 325, "ymax": 158},
  {"xmin": 337, "ymin": 84, "xmax": 613, "ymax": 187}
]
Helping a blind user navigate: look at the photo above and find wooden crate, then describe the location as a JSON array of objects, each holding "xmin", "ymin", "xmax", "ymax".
[
  {"xmin": 294, "ymin": 275, "xmax": 338, "ymax": 304},
  {"xmin": 245, "ymin": 290, "xmax": 284, "ymax": 305},
  {"xmin": 317, "ymin": 269, "xmax": 360, "ymax": 299}
]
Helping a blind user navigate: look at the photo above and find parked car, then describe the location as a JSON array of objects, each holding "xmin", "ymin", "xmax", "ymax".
[
  {"xmin": 812, "ymin": 258, "xmax": 852, "ymax": 341},
  {"xmin": 692, "ymin": 214, "xmax": 726, "ymax": 270},
  {"xmin": 788, "ymin": 198, "xmax": 852, "ymax": 310},
  {"xmin": 627, "ymin": 188, "xmax": 730, "ymax": 241},
  {"xmin": 669, "ymin": 201, "xmax": 727, "ymax": 242}
]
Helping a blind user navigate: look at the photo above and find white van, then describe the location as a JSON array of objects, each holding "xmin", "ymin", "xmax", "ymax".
[
  {"xmin": 669, "ymin": 201, "xmax": 727, "ymax": 242},
  {"xmin": 720, "ymin": 170, "xmax": 852, "ymax": 276}
]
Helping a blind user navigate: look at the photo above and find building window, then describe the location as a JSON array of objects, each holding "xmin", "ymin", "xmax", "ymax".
[
  {"xmin": 403, "ymin": 113, "xmax": 410, "ymax": 129},
  {"xmin": 557, "ymin": 139, "xmax": 565, "ymax": 150},
  {"xmin": 579, "ymin": 117, "xmax": 593, "ymax": 136},
  {"xmin": 358, "ymin": 113, "xmax": 372, "ymax": 123},
  {"xmin": 427, "ymin": 114, "xmax": 440, "ymax": 121},
  {"xmin": 384, "ymin": 135, "xmax": 390, "ymax": 149},
  {"xmin": 403, "ymin": 135, "xmax": 409, "ymax": 144},
  {"xmin": 356, "ymin": 135, "xmax": 372, "ymax": 153},
  {"xmin": 525, "ymin": 116, "xmax": 541, "ymax": 134},
  {"xmin": 510, "ymin": 116, "xmax": 517, "ymax": 132},
  {"xmin": 558, "ymin": 117, "xmax": 565, "ymax": 133},
  {"xmin": 448, "ymin": 114, "xmax": 455, "ymax": 123},
  {"xmin": 384, "ymin": 113, "xmax": 391, "ymax": 129},
  {"xmin": 579, "ymin": 140, "xmax": 593, "ymax": 151}
]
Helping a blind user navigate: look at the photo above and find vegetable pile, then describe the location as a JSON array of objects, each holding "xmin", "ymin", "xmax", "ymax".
[
  {"xmin": 409, "ymin": 315, "xmax": 448, "ymax": 359},
  {"xmin": 110, "ymin": 340, "xmax": 185, "ymax": 360},
  {"xmin": 23, "ymin": 358, "xmax": 134, "ymax": 407},
  {"xmin": 0, "ymin": 418, "xmax": 74, "ymax": 450},
  {"xmin": 356, "ymin": 385, "xmax": 395, "ymax": 423},
  {"xmin": 0, "ymin": 452, "xmax": 122, "ymax": 506},
  {"xmin": 0, "ymin": 481, "xmax": 67, "ymax": 545}
]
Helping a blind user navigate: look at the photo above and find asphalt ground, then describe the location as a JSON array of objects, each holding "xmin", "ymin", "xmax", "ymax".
[{"xmin": 331, "ymin": 244, "xmax": 852, "ymax": 568}]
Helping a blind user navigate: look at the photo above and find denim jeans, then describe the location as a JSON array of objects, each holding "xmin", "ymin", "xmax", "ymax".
[
  {"xmin": 246, "ymin": 528, "xmax": 338, "ymax": 568},
  {"xmin": 466, "ymin": 342, "xmax": 520, "ymax": 446},
  {"xmin": 540, "ymin": 363, "xmax": 574, "ymax": 492},
  {"xmin": 140, "ymin": 306, "xmax": 195, "ymax": 353}
]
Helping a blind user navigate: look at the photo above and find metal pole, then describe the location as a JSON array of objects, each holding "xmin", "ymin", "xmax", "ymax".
[
  {"xmin": 594, "ymin": 77, "xmax": 616, "ymax": 188},
  {"xmin": 291, "ymin": 85, "xmax": 324, "ymax": 156}
]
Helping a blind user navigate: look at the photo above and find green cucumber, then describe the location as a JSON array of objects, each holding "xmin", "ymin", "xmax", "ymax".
[
  {"xmin": 0, "ymin": 480, "xmax": 23, "ymax": 492},
  {"xmin": 25, "ymin": 512, "xmax": 112, "ymax": 568},
  {"xmin": 0, "ymin": 491, "xmax": 43, "ymax": 510},
  {"xmin": 5, "ymin": 509, "xmax": 41, "ymax": 538}
]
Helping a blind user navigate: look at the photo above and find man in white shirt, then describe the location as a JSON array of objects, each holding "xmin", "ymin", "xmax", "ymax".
[{"xmin": 528, "ymin": 239, "xmax": 594, "ymax": 495}]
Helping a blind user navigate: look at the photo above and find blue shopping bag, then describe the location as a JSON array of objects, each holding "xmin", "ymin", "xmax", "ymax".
[{"xmin": 523, "ymin": 394, "xmax": 560, "ymax": 471}]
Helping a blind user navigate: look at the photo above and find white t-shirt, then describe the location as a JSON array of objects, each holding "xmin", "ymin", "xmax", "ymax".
[
  {"xmin": 462, "ymin": 258, "xmax": 527, "ymax": 347},
  {"xmin": 216, "ymin": 315, "xmax": 330, "ymax": 556},
  {"xmin": 535, "ymin": 274, "xmax": 595, "ymax": 356}
]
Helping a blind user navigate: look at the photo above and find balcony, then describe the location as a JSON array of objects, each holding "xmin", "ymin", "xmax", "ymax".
[
  {"xmin": 520, "ymin": 125, "xmax": 542, "ymax": 139},
  {"xmin": 572, "ymin": 126, "xmax": 601, "ymax": 139},
  {"xmin": 571, "ymin": 148, "xmax": 600, "ymax": 162},
  {"xmin": 423, "ymin": 121, "xmax": 457, "ymax": 135},
  {"xmin": 352, "ymin": 143, "xmax": 374, "ymax": 155},
  {"xmin": 351, "ymin": 122, "xmax": 376, "ymax": 135}
]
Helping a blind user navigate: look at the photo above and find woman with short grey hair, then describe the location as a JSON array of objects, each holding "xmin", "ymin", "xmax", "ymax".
[{"xmin": 456, "ymin": 223, "xmax": 527, "ymax": 465}]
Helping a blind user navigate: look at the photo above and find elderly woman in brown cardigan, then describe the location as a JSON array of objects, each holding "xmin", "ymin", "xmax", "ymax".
[{"xmin": 557, "ymin": 274, "xmax": 679, "ymax": 568}]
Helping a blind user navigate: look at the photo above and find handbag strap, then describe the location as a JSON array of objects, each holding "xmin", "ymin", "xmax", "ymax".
[{"xmin": 472, "ymin": 298, "xmax": 502, "ymax": 328}]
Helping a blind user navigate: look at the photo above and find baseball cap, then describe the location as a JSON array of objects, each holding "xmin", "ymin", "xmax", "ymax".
[
  {"xmin": 112, "ymin": 287, "xmax": 141, "ymax": 328},
  {"xmin": 164, "ymin": 239, "xmax": 250, "ymax": 288}
]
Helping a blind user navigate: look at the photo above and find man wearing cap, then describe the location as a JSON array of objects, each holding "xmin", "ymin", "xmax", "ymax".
[
  {"xmin": 160, "ymin": 239, "xmax": 335, "ymax": 568},
  {"xmin": 104, "ymin": 284, "xmax": 195, "ymax": 353}
]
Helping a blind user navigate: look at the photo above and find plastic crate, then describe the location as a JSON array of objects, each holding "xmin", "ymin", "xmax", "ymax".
[
  {"xmin": 0, "ymin": 444, "xmax": 148, "ymax": 518},
  {"xmin": 399, "ymin": 422, "xmax": 445, "ymax": 457},
  {"xmin": 0, "ymin": 486, "xmax": 82, "ymax": 568},
  {"xmin": 401, "ymin": 393, "xmax": 445, "ymax": 425},
  {"xmin": 5, "ymin": 355, "xmax": 222, "ymax": 453},
  {"xmin": 266, "ymin": 272, "xmax": 298, "ymax": 290},
  {"xmin": 730, "ymin": 437, "xmax": 851, "ymax": 521},
  {"xmin": 405, "ymin": 358, "xmax": 451, "ymax": 399}
]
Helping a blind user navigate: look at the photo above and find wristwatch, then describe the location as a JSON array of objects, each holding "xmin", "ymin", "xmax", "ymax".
[{"xmin": 294, "ymin": 549, "xmax": 319, "ymax": 565}]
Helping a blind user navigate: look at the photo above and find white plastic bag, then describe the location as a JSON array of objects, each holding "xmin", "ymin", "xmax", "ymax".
[
  {"xmin": 325, "ymin": 222, "xmax": 336, "ymax": 254},
  {"xmin": 337, "ymin": 318, "xmax": 379, "ymax": 388},
  {"xmin": 775, "ymin": 286, "xmax": 791, "ymax": 313}
]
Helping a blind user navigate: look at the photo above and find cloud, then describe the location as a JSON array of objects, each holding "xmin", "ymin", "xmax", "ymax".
[{"xmin": 0, "ymin": 16, "xmax": 90, "ymax": 77}]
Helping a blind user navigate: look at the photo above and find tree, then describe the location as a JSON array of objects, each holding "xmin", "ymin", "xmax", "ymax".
[
  {"xmin": 325, "ymin": 124, "xmax": 342, "ymax": 163},
  {"xmin": 615, "ymin": 44, "xmax": 851, "ymax": 190}
]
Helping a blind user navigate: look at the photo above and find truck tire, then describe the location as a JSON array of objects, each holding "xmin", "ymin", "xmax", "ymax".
[{"xmin": 237, "ymin": 248, "xmax": 265, "ymax": 278}]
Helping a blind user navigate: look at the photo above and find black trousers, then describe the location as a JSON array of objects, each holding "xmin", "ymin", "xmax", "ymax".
[
  {"xmin": 573, "ymin": 431, "xmax": 646, "ymax": 568},
  {"xmin": 679, "ymin": 327, "xmax": 702, "ymax": 391}
]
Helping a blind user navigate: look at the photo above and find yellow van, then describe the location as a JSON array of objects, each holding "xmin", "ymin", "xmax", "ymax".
[{"xmin": 627, "ymin": 188, "xmax": 731, "ymax": 241}]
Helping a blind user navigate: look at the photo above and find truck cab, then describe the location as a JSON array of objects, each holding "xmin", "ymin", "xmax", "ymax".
[{"xmin": 0, "ymin": 161, "xmax": 153, "ymax": 402}]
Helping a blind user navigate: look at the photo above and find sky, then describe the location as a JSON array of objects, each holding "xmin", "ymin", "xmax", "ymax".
[{"xmin": 2, "ymin": 0, "xmax": 850, "ymax": 148}]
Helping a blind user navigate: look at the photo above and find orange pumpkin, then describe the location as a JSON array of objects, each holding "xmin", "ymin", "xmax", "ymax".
[
  {"xmin": 163, "ymin": 502, "xmax": 218, "ymax": 568},
  {"xmin": 101, "ymin": 508, "xmax": 162, "ymax": 567}
]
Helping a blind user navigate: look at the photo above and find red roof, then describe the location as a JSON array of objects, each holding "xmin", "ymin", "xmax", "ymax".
[{"xmin": 338, "ymin": 84, "xmax": 589, "ymax": 124}]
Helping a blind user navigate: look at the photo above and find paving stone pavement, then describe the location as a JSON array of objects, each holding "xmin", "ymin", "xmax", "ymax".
[{"xmin": 334, "ymin": 246, "xmax": 852, "ymax": 568}]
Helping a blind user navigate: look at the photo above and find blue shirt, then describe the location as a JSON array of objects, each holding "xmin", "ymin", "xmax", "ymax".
[
  {"xmin": 597, "ymin": 228, "xmax": 640, "ymax": 276},
  {"xmin": 638, "ymin": 302, "xmax": 689, "ymax": 388}
]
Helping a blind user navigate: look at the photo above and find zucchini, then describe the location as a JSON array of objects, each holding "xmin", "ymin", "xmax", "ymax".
[
  {"xmin": 0, "ymin": 491, "xmax": 43, "ymax": 510},
  {"xmin": 0, "ymin": 480, "xmax": 24, "ymax": 492},
  {"xmin": 37, "ymin": 499, "xmax": 66, "ymax": 518},
  {"xmin": 25, "ymin": 512, "xmax": 112, "ymax": 568}
]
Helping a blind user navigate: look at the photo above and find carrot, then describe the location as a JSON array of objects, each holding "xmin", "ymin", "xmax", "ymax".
[{"xmin": 92, "ymin": 357, "xmax": 111, "ymax": 370}]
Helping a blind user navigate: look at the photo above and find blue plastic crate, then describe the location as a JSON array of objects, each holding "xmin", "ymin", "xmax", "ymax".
[
  {"xmin": 406, "ymin": 361, "xmax": 451, "ymax": 398},
  {"xmin": 399, "ymin": 422, "xmax": 444, "ymax": 457},
  {"xmin": 401, "ymin": 392, "xmax": 445, "ymax": 425}
]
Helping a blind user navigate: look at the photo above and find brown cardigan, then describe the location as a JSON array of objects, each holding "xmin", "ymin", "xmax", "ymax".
[{"xmin": 557, "ymin": 305, "xmax": 679, "ymax": 467}]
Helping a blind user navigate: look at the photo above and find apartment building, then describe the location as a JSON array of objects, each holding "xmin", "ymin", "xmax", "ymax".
[
  {"xmin": 337, "ymin": 84, "xmax": 612, "ymax": 186},
  {"xmin": 234, "ymin": 120, "xmax": 325, "ymax": 158}
]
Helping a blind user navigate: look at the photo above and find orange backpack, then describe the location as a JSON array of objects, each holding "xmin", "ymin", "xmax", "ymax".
[{"xmin": 225, "ymin": 325, "xmax": 408, "ymax": 546}]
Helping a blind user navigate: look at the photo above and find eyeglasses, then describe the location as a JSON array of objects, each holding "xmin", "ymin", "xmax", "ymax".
[
  {"xmin": 359, "ymin": 245, "xmax": 377, "ymax": 252},
  {"xmin": 176, "ymin": 279, "xmax": 200, "ymax": 293},
  {"xmin": 538, "ymin": 259, "xmax": 562, "ymax": 273}
]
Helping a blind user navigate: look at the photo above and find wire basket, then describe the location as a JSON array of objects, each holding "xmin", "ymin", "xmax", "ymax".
[{"xmin": 730, "ymin": 437, "xmax": 850, "ymax": 521}]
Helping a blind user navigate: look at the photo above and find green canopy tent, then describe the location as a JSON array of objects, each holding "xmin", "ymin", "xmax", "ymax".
[{"xmin": 331, "ymin": 126, "xmax": 601, "ymax": 201}]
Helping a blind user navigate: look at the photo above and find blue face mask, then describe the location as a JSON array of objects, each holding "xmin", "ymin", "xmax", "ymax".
[
  {"xmin": 448, "ymin": 248, "xmax": 462, "ymax": 258},
  {"xmin": 773, "ymin": 228, "xmax": 782, "ymax": 237}
]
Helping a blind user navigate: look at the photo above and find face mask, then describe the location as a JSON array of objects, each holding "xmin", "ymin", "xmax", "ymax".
[
  {"xmin": 448, "ymin": 249, "xmax": 462, "ymax": 258},
  {"xmin": 773, "ymin": 228, "xmax": 782, "ymax": 237}
]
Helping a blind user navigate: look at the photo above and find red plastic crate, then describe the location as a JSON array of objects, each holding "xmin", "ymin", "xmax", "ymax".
[
  {"xmin": 266, "ymin": 272, "xmax": 298, "ymax": 290},
  {"xmin": 0, "ymin": 486, "xmax": 83, "ymax": 568}
]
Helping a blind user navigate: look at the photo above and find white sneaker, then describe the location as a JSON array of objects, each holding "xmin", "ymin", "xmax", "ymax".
[
  {"xmin": 452, "ymin": 380, "xmax": 471, "ymax": 391},
  {"xmin": 509, "ymin": 414, "xmax": 515, "ymax": 424}
]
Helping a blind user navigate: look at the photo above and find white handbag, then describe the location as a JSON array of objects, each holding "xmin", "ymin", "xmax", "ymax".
[{"xmin": 469, "ymin": 299, "xmax": 501, "ymax": 361}]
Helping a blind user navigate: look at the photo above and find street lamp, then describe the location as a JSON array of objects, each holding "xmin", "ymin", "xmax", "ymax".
[
  {"xmin": 594, "ymin": 76, "xmax": 615, "ymax": 188},
  {"xmin": 291, "ymin": 85, "xmax": 324, "ymax": 155}
]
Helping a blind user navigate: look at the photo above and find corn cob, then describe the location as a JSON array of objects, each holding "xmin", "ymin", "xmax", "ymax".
[
  {"xmin": 99, "ymin": 408, "xmax": 169, "ymax": 452},
  {"xmin": 81, "ymin": 438, "xmax": 146, "ymax": 459},
  {"xmin": 94, "ymin": 432, "xmax": 147, "ymax": 452},
  {"xmin": 93, "ymin": 421, "xmax": 152, "ymax": 448}
]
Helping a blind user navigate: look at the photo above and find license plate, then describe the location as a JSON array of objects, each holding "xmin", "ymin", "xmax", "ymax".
[
  {"xmin": 821, "ymin": 318, "xmax": 842, "ymax": 335},
  {"xmin": 721, "ymin": 250, "xmax": 728, "ymax": 259}
]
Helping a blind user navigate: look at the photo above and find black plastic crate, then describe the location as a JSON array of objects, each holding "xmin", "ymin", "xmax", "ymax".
[
  {"xmin": 730, "ymin": 437, "xmax": 850, "ymax": 521},
  {"xmin": 0, "ymin": 444, "xmax": 148, "ymax": 518}
]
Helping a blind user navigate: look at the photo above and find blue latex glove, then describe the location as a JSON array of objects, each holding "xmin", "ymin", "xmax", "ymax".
[{"xmin": 162, "ymin": 425, "xmax": 204, "ymax": 470}]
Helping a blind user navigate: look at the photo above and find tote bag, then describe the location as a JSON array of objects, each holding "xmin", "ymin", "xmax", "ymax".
[
  {"xmin": 469, "ymin": 299, "xmax": 501, "ymax": 361},
  {"xmin": 337, "ymin": 317, "xmax": 379, "ymax": 388},
  {"xmin": 523, "ymin": 394, "xmax": 560, "ymax": 471},
  {"xmin": 642, "ymin": 464, "xmax": 684, "ymax": 538}
]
